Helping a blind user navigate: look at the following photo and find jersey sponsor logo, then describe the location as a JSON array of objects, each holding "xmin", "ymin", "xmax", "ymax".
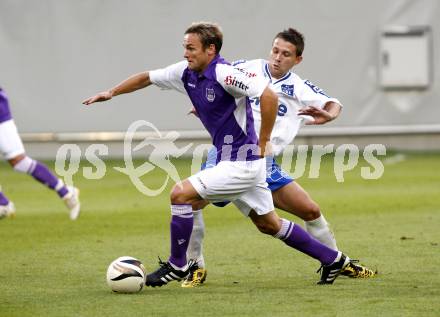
[
  {"xmin": 281, "ymin": 84, "xmax": 294, "ymax": 97},
  {"xmin": 206, "ymin": 87, "xmax": 215, "ymax": 102},
  {"xmin": 304, "ymin": 80, "xmax": 329, "ymax": 97},
  {"xmin": 224, "ymin": 75, "xmax": 249, "ymax": 91},
  {"xmin": 187, "ymin": 82, "xmax": 196, "ymax": 88}
]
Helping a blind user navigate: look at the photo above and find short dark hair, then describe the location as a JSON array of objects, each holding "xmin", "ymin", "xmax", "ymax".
[
  {"xmin": 185, "ymin": 22, "xmax": 223, "ymax": 54},
  {"xmin": 274, "ymin": 28, "xmax": 305, "ymax": 56}
]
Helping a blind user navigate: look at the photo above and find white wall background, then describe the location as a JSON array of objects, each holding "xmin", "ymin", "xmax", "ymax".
[{"xmin": 1, "ymin": 0, "xmax": 439, "ymax": 133}]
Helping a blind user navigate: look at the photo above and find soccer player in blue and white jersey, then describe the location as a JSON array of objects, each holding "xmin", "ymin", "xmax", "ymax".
[
  {"xmin": 0, "ymin": 88, "xmax": 80, "ymax": 220},
  {"xmin": 182, "ymin": 28, "xmax": 375, "ymax": 287},
  {"xmin": 83, "ymin": 22, "xmax": 352, "ymax": 286}
]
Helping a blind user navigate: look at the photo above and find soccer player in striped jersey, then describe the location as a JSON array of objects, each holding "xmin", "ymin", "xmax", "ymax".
[
  {"xmin": 0, "ymin": 88, "xmax": 80, "ymax": 220},
  {"xmin": 183, "ymin": 28, "xmax": 375, "ymax": 287}
]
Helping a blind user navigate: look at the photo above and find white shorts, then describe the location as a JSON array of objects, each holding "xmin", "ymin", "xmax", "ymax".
[
  {"xmin": 0, "ymin": 120, "xmax": 25, "ymax": 160},
  {"xmin": 188, "ymin": 159, "xmax": 274, "ymax": 216}
]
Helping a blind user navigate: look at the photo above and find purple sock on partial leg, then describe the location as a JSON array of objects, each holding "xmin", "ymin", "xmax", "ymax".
[
  {"xmin": 0, "ymin": 192, "xmax": 9, "ymax": 206},
  {"xmin": 168, "ymin": 204, "xmax": 194, "ymax": 268},
  {"xmin": 274, "ymin": 218, "xmax": 338, "ymax": 265},
  {"xmin": 30, "ymin": 161, "xmax": 68, "ymax": 197}
]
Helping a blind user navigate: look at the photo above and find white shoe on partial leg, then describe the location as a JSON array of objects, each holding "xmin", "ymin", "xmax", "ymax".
[
  {"xmin": 63, "ymin": 187, "xmax": 80, "ymax": 220},
  {"xmin": 0, "ymin": 202, "xmax": 16, "ymax": 219}
]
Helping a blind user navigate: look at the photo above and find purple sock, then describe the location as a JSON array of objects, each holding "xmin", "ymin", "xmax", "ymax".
[
  {"xmin": 274, "ymin": 218, "xmax": 338, "ymax": 265},
  {"xmin": 31, "ymin": 161, "xmax": 68, "ymax": 197},
  {"xmin": 168, "ymin": 204, "xmax": 193, "ymax": 268},
  {"xmin": 0, "ymin": 192, "xmax": 9, "ymax": 206}
]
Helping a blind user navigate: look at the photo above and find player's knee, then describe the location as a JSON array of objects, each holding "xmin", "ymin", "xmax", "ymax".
[
  {"xmin": 8, "ymin": 154, "xmax": 26, "ymax": 167},
  {"xmin": 11, "ymin": 155, "xmax": 34, "ymax": 174},
  {"xmin": 170, "ymin": 186, "xmax": 185, "ymax": 204},
  {"xmin": 170, "ymin": 184, "xmax": 194, "ymax": 205},
  {"xmin": 302, "ymin": 202, "xmax": 321, "ymax": 221}
]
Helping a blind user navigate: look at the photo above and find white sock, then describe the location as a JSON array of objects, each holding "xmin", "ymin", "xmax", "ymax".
[
  {"xmin": 186, "ymin": 210, "xmax": 206, "ymax": 268},
  {"xmin": 304, "ymin": 214, "xmax": 338, "ymax": 251},
  {"xmin": 13, "ymin": 156, "xmax": 36, "ymax": 174}
]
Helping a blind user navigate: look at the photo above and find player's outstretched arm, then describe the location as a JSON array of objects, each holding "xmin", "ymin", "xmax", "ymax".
[
  {"xmin": 82, "ymin": 71, "xmax": 152, "ymax": 105},
  {"xmin": 258, "ymin": 86, "xmax": 278, "ymax": 157}
]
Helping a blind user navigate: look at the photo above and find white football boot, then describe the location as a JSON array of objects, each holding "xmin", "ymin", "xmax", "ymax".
[
  {"xmin": 0, "ymin": 202, "xmax": 16, "ymax": 219},
  {"xmin": 63, "ymin": 186, "xmax": 81, "ymax": 220}
]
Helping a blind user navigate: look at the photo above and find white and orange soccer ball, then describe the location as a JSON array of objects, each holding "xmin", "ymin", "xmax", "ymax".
[{"xmin": 106, "ymin": 256, "xmax": 146, "ymax": 293}]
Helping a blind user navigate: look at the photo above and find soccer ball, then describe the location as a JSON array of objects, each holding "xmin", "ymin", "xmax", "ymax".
[{"xmin": 106, "ymin": 256, "xmax": 146, "ymax": 293}]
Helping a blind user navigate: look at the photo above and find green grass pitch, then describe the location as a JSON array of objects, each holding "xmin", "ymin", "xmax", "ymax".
[{"xmin": 1, "ymin": 153, "xmax": 439, "ymax": 317}]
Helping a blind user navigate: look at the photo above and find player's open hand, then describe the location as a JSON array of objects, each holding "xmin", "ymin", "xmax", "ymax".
[
  {"xmin": 187, "ymin": 106, "xmax": 199, "ymax": 117},
  {"xmin": 298, "ymin": 106, "xmax": 334, "ymax": 125},
  {"xmin": 82, "ymin": 91, "xmax": 113, "ymax": 105}
]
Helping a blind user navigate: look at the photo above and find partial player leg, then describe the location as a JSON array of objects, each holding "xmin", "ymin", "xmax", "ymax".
[
  {"xmin": 182, "ymin": 206, "xmax": 208, "ymax": 288},
  {"xmin": 187, "ymin": 204, "xmax": 208, "ymax": 267},
  {"xmin": 272, "ymin": 181, "xmax": 338, "ymax": 250},
  {"xmin": 248, "ymin": 210, "xmax": 350, "ymax": 284},
  {"xmin": 272, "ymin": 182, "xmax": 375, "ymax": 278},
  {"xmin": 9, "ymin": 154, "xmax": 81, "ymax": 220},
  {"xmin": 10, "ymin": 154, "xmax": 68, "ymax": 197},
  {"xmin": 146, "ymin": 179, "xmax": 201, "ymax": 287},
  {"xmin": 151, "ymin": 159, "xmax": 265, "ymax": 288}
]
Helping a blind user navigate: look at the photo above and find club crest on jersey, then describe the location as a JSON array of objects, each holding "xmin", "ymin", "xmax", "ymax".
[
  {"xmin": 206, "ymin": 88, "xmax": 215, "ymax": 102},
  {"xmin": 281, "ymin": 84, "xmax": 294, "ymax": 97}
]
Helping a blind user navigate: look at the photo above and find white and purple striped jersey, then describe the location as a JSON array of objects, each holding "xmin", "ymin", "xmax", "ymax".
[
  {"xmin": 233, "ymin": 59, "xmax": 342, "ymax": 155},
  {"xmin": 150, "ymin": 55, "xmax": 270, "ymax": 163},
  {"xmin": 0, "ymin": 88, "xmax": 13, "ymax": 124}
]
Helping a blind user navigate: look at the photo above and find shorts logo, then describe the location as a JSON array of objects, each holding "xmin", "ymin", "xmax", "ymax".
[
  {"xmin": 281, "ymin": 84, "xmax": 294, "ymax": 97},
  {"xmin": 197, "ymin": 176, "xmax": 207, "ymax": 190},
  {"xmin": 206, "ymin": 87, "xmax": 215, "ymax": 102},
  {"xmin": 224, "ymin": 75, "xmax": 249, "ymax": 91}
]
